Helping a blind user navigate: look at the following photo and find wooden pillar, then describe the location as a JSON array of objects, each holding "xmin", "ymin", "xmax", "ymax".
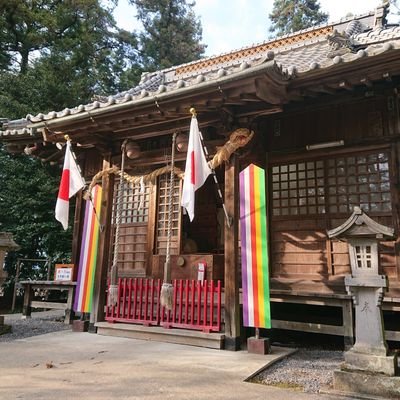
[
  {"xmin": 224, "ymin": 155, "xmax": 241, "ymax": 350},
  {"xmin": 64, "ymin": 285, "xmax": 76, "ymax": 325},
  {"xmin": 71, "ymin": 191, "xmax": 84, "ymax": 280},
  {"xmin": 342, "ymin": 298, "xmax": 354, "ymax": 350},
  {"xmin": 22, "ymin": 283, "xmax": 32, "ymax": 319},
  {"xmin": 89, "ymin": 155, "xmax": 114, "ymax": 332}
]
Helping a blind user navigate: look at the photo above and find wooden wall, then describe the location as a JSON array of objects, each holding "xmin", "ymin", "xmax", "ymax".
[{"xmin": 260, "ymin": 89, "xmax": 400, "ymax": 293}]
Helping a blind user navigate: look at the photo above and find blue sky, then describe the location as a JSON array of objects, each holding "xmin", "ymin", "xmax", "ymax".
[{"xmin": 114, "ymin": 1, "xmax": 390, "ymax": 56}]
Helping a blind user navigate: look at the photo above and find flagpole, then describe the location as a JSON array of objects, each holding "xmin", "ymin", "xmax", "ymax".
[
  {"xmin": 189, "ymin": 108, "xmax": 232, "ymax": 228},
  {"xmin": 64, "ymin": 135, "xmax": 103, "ymax": 230}
]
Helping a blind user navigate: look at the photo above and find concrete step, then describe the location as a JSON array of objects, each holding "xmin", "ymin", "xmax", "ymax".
[{"xmin": 95, "ymin": 321, "xmax": 225, "ymax": 349}]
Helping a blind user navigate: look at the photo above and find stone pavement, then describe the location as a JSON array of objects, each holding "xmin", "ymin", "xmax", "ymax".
[{"xmin": 0, "ymin": 326, "xmax": 358, "ymax": 400}]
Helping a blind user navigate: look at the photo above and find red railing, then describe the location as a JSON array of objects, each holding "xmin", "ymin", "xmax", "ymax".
[
  {"xmin": 161, "ymin": 280, "xmax": 221, "ymax": 333},
  {"xmin": 105, "ymin": 278, "xmax": 222, "ymax": 332},
  {"xmin": 106, "ymin": 278, "xmax": 161, "ymax": 326}
]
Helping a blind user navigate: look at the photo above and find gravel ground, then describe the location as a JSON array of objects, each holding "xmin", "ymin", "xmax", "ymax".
[
  {"xmin": 255, "ymin": 348, "xmax": 344, "ymax": 394},
  {"xmin": 0, "ymin": 310, "xmax": 69, "ymax": 342}
]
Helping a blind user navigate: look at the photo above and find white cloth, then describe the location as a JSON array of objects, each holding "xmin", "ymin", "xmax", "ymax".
[
  {"xmin": 181, "ymin": 116, "xmax": 211, "ymax": 221},
  {"xmin": 55, "ymin": 141, "xmax": 85, "ymax": 230}
]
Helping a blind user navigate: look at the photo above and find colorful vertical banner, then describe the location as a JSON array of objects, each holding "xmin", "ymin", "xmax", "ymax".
[
  {"xmin": 74, "ymin": 184, "xmax": 102, "ymax": 313},
  {"xmin": 239, "ymin": 164, "xmax": 271, "ymax": 328}
]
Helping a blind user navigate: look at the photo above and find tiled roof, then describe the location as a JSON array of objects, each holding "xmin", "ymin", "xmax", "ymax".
[{"xmin": 1, "ymin": 5, "xmax": 398, "ymax": 138}]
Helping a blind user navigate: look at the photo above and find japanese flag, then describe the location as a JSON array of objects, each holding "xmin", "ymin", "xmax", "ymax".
[
  {"xmin": 181, "ymin": 116, "xmax": 211, "ymax": 221},
  {"xmin": 55, "ymin": 141, "xmax": 85, "ymax": 230}
]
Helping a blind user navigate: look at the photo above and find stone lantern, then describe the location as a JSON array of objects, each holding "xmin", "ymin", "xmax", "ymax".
[
  {"xmin": 0, "ymin": 232, "xmax": 19, "ymax": 289},
  {"xmin": 0, "ymin": 232, "xmax": 19, "ymax": 328},
  {"xmin": 328, "ymin": 207, "xmax": 400, "ymax": 398}
]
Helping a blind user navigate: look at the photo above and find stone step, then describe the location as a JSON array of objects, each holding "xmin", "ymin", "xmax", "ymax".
[{"xmin": 95, "ymin": 322, "xmax": 225, "ymax": 349}]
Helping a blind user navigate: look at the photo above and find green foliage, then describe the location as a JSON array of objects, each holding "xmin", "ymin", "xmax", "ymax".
[
  {"xmin": 0, "ymin": 145, "xmax": 73, "ymax": 279},
  {"xmin": 0, "ymin": 0, "xmax": 141, "ymax": 94},
  {"xmin": 131, "ymin": 0, "xmax": 206, "ymax": 70},
  {"xmin": 269, "ymin": 0, "xmax": 328, "ymax": 37}
]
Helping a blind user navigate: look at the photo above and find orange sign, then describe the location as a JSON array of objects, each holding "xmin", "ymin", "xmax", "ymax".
[{"xmin": 54, "ymin": 264, "xmax": 74, "ymax": 281}]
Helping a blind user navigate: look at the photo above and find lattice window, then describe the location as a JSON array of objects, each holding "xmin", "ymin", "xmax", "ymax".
[
  {"xmin": 355, "ymin": 245, "xmax": 372, "ymax": 269},
  {"xmin": 327, "ymin": 152, "xmax": 391, "ymax": 214},
  {"xmin": 271, "ymin": 151, "xmax": 392, "ymax": 217},
  {"xmin": 272, "ymin": 160, "xmax": 325, "ymax": 216},
  {"xmin": 112, "ymin": 180, "xmax": 150, "ymax": 224},
  {"xmin": 156, "ymin": 174, "xmax": 181, "ymax": 255}
]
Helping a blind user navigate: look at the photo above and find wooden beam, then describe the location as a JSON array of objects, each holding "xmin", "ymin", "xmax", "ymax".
[
  {"xmin": 360, "ymin": 77, "xmax": 373, "ymax": 88},
  {"xmin": 255, "ymin": 77, "xmax": 287, "ymax": 104},
  {"xmin": 307, "ymin": 85, "xmax": 336, "ymax": 95},
  {"xmin": 240, "ymin": 93, "xmax": 264, "ymax": 102},
  {"xmin": 224, "ymin": 154, "xmax": 241, "ymax": 350},
  {"xmin": 71, "ymin": 191, "xmax": 84, "ymax": 282},
  {"xmin": 271, "ymin": 319, "xmax": 344, "ymax": 336},
  {"xmin": 338, "ymin": 81, "xmax": 353, "ymax": 91}
]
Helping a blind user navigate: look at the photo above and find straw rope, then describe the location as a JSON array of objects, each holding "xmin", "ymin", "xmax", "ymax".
[
  {"xmin": 108, "ymin": 140, "xmax": 128, "ymax": 306},
  {"xmin": 84, "ymin": 165, "xmax": 184, "ymax": 200},
  {"xmin": 209, "ymin": 128, "xmax": 254, "ymax": 169},
  {"xmin": 84, "ymin": 127, "xmax": 253, "ymax": 200}
]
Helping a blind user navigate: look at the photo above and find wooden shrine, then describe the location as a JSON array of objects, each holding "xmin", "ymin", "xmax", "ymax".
[{"xmin": 2, "ymin": 3, "xmax": 400, "ymax": 348}]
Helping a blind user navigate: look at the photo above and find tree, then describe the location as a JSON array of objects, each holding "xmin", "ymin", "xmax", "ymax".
[
  {"xmin": 0, "ymin": 0, "xmax": 141, "ymax": 98},
  {"xmin": 269, "ymin": 0, "xmax": 328, "ymax": 37},
  {"xmin": 0, "ymin": 145, "xmax": 73, "ymax": 281},
  {"xmin": 0, "ymin": 1, "xmax": 141, "ymax": 292},
  {"xmin": 131, "ymin": 0, "xmax": 206, "ymax": 71}
]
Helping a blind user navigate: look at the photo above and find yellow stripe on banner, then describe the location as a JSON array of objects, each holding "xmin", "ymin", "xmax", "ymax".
[
  {"xmin": 86, "ymin": 185, "xmax": 102, "ymax": 312},
  {"xmin": 254, "ymin": 166, "xmax": 264, "ymax": 325}
]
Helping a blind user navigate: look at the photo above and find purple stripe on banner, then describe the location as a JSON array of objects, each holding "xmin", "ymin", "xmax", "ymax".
[
  {"xmin": 73, "ymin": 199, "xmax": 90, "ymax": 311},
  {"xmin": 239, "ymin": 170, "xmax": 249, "ymax": 326}
]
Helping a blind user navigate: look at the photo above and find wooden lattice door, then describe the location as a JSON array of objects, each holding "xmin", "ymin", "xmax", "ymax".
[
  {"xmin": 111, "ymin": 180, "xmax": 151, "ymax": 278},
  {"xmin": 155, "ymin": 174, "xmax": 181, "ymax": 255}
]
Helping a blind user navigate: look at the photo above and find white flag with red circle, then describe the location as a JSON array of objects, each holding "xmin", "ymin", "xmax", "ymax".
[
  {"xmin": 55, "ymin": 141, "xmax": 85, "ymax": 230},
  {"xmin": 181, "ymin": 116, "xmax": 211, "ymax": 221}
]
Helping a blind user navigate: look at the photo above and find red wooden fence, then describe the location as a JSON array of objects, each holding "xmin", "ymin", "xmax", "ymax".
[
  {"xmin": 106, "ymin": 278, "xmax": 161, "ymax": 326},
  {"xmin": 105, "ymin": 278, "xmax": 222, "ymax": 332}
]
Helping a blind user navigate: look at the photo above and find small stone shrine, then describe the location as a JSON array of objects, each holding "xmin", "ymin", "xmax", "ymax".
[
  {"xmin": 0, "ymin": 232, "xmax": 19, "ymax": 288},
  {"xmin": 328, "ymin": 207, "xmax": 400, "ymax": 398},
  {"xmin": 0, "ymin": 232, "xmax": 19, "ymax": 330}
]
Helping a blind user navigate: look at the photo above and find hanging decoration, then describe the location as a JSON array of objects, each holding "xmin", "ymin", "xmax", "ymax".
[
  {"xmin": 84, "ymin": 127, "xmax": 254, "ymax": 200},
  {"xmin": 160, "ymin": 132, "xmax": 177, "ymax": 311},
  {"xmin": 108, "ymin": 140, "xmax": 128, "ymax": 306},
  {"xmin": 84, "ymin": 165, "xmax": 184, "ymax": 200},
  {"xmin": 73, "ymin": 184, "xmax": 102, "ymax": 313},
  {"xmin": 239, "ymin": 163, "xmax": 271, "ymax": 329}
]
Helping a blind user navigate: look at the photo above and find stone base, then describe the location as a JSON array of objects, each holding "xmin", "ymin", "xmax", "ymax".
[
  {"xmin": 0, "ymin": 324, "xmax": 11, "ymax": 335},
  {"xmin": 334, "ymin": 369, "xmax": 400, "ymax": 399},
  {"xmin": 72, "ymin": 320, "xmax": 89, "ymax": 332},
  {"xmin": 247, "ymin": 337, "xmax": 271, "ymax": 355},
  {"xmin": 224, "ymin": 336, "xmax": 241, "ymax": 351},
  {"xmin": 344, "ymin": 350, "xmax": 398, "ymax": 376}
]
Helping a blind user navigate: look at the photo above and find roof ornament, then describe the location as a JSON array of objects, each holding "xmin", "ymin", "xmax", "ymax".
[
  {"xmin": 374, "ymin": 1, "xmax": 390, "ymax": 28},
  {"xmin": 327, "ymin": 1, "xmax": 390, "ymax": 59},
  {"xmin": 327, "ymin": 20, "xmax": 366, "ymax": 58}
]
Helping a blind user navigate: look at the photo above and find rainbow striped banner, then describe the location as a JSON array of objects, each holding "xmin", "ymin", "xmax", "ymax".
[
  {"xmin": 74, "ymin": 184, "xmax": 102, "ymax": 313},
  {"xmin": 239, "ymin": 164, "xmax": 271, "ymax": 328}
]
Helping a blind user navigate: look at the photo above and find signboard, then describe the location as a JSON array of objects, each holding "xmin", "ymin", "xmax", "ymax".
[
  {"xmin": 54, "ymin": 264, "xmax": 74, "ymax": 282},
  {"xmin": 197, "ymin": 262, "xmax": 206, "ymax": 283}
]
